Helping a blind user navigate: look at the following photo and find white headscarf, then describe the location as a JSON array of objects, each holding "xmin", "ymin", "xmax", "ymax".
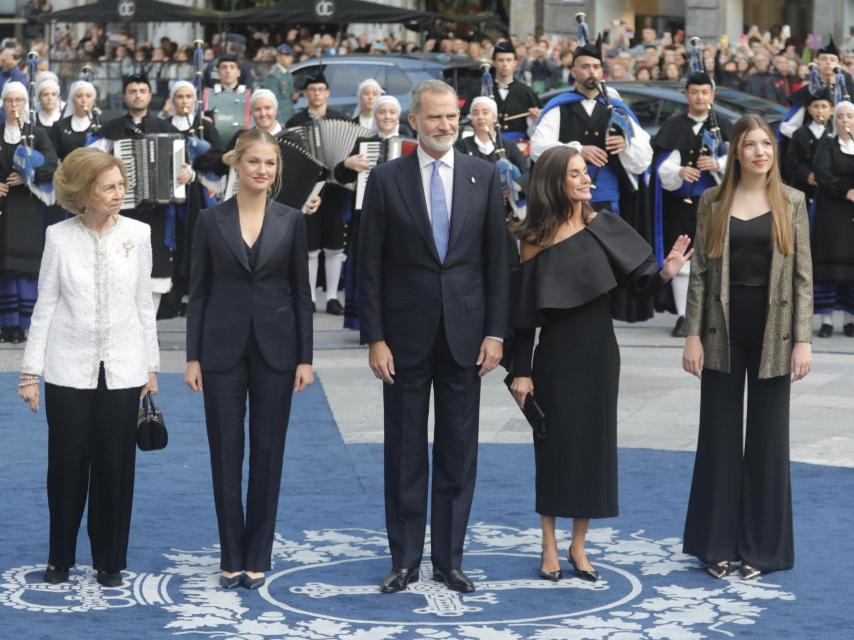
[
  {"xmin": 1, "ymin": 81, "xmax": 28, "ymax": 118},
  {"xmin": 250, "ymin": 88, "xmax": 278, "ymax": 111},
  {"xmin": 353, "ymin": 78, "xmax": 383, "ymax": 118},
  {"xmin": 34, "ymin": 77, "xmax": 63, "ymax": 126},
  {"xmin": 832, "ymin": 100, "xmax": 854, "ymax": 138},
  {"xmin": 63, "ymin": 80, "xmax": 97, "ymax": 118},
  {"xmin": 168, "ymin": 80, "xmax": 197, "ymax": 130},
  {"xmin": 470, "ymin": 96, "xmax": 498, "ymax": 119},
  {"xmin": 371, "ymin": 94, "xmax": 402, "ymax": 136}
]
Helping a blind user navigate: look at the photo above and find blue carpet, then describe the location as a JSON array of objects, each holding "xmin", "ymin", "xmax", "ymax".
[{"xmin": 1, "ymin": 372, "xmax": 852, "ymax": 639}]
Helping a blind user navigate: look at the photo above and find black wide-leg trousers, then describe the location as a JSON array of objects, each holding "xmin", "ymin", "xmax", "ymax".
[
  {"xmin": 44, "ymin": 364, "xmax": 142, "ymax": 573},
  {"xmin": 202, "ymin": 332, "xmax": 296, "ymax": 572},
  {"xmin": 683, "ymin": 285, "xmax": 794, "ymax": 573},
  {"xmin": 383, "ymin": 324, "xmax": 481, "ymax": 572}
]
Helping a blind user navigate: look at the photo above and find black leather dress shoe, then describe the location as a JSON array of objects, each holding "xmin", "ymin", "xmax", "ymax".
[
  {"xmin": 818, "ymin": 323, "xmax": 833, "ymax": 338},
  {"xmin": 432, "ymin": 567, "xmax": 475, "ymax": 593},
  {"xmin": 844, "ymin": 323, "xmax": 854, "ymax": 337},
  {"xmin": 96, "ymin": 570, "xmax": 123, "ymax": 587},
  {"xmin": 326, "ymin": 299, "xmax": 344, "ymax": 315},
  {"xmin": 380, "ymin": 567, "xmax": 418, "ymax": 593},
  {"xmin": 568, "ymin": 550, "xmax": 599, "ymax": 582},
  {"xmin": 219, "ymin": 573, "xmax": 242, "ymax": 589},
  {"xmin": 241, "ymin": 573, "xmax": 266, "ymax": 590},
  {"xmin": 43, "ymin": 566, "xmax": 69, "ymax": 584}
]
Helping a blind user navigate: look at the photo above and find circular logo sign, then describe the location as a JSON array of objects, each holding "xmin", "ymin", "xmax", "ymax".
[
  {"xmin": 315, "ymin": 0, "xmax": 336, "ymax": 20},
  {"xmin": 117, "ymin": 0, "xmax": 136, "ymax": 20}
]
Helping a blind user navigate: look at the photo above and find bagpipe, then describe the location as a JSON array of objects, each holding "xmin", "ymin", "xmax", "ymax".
[
  {"xmin": 13, "ymin": 51, "xmax": 46, "ymax": 184},
  {"xmin": 682, "ymin": 36, "xmax": 725, "ymax": 203},
  {"xmin": 479, "ymin": 58, "xmax": 526, "ymax": 220},
  {"xmin": 81, "ymin": 64, "xmax": 103, "ymax": 146},
  {"xmin": 807, "ymin": 60, "xmax": 851, "ymax": 105},
  {"xmin": 186, "ymin": 40, "xmax": 212, "ymax": 163}
]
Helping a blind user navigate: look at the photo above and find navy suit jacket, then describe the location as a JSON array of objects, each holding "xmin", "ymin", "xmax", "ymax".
[
  {"xmin": 186, "ymin": 198, "xmax": 313, "ymax": 372},
  {"xmin": 358, "ymin": 149, "xmax": 509, "ymax": 369}
]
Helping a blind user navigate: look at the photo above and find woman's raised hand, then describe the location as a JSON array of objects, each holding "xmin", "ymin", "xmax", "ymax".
[{"xmin": 661, "ymin": 234, "xmax": 694, "ymax": 281}]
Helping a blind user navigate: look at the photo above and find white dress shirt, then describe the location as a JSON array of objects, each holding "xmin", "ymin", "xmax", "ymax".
[
  {"xmin": 21, "ymin": 216, "xmax": 160, "ymax": 389},
  {"xmin": 659, "ymin": 114, "xmax": 728, "ymax": 191},
  {"xmin": 417, "ymin": 145, "xmax": 454, "ymax": 222},
  {"xmin": 529, "ymin": 87, "xmax": 652, "ymax": 188},
  {"xmin": 808, "ymin": 121, "xmax": 827, "ymax": 139}
]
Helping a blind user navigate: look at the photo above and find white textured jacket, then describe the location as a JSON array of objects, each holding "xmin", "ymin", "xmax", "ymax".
[{"xmin": 21, "ymin": 216, "xmax": 160, "ymax": 389}]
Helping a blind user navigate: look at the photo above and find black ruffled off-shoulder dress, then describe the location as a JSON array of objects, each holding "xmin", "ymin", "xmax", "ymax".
[{"xmin": 509, "ymin": 211, "xmax": 665, "ymax": 518}]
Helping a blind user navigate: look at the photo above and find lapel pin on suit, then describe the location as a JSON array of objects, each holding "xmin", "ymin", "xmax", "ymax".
[{"xmin": 470, "ymin": 176, "xmax": 476, "ymax": 184}]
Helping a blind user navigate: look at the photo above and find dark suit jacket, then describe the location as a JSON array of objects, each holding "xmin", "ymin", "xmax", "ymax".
[
  {"xmin": 186, "ymin": 198, "xmax": 313, "ymax": 372},
  {"xmin": 358, "ymin": 149, "xmax": 509, "ymax": 369}
]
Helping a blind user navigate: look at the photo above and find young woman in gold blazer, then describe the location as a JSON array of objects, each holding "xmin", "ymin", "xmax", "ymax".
[{"xmin": 682, "ymin": 114, "xmax": 813, "ymax": 581}]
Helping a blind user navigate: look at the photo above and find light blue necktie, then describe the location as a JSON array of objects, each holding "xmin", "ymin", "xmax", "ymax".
[{"xmin": 430, "ymin": 160, "xmax": 450, "ymax": 262}]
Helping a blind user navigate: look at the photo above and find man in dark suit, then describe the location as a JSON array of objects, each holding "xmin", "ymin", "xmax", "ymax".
[{"xmin": 358, "ymin": 79, "xmax": 509, "ymax": 594}]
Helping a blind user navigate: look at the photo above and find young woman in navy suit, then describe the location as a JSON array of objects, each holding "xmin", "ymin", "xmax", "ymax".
[{"xmin": 185, "ymin": 128, "xmax": 314, "ymax": 590}]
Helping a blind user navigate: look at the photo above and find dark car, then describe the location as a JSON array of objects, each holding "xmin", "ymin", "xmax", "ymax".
[
  {"xmin": 539, "ymin": 81, "xmax": 788, "ymax": 136},
  {"xmin": 290, "ymin": 54, "xmax": 449, "ymax": 118}
]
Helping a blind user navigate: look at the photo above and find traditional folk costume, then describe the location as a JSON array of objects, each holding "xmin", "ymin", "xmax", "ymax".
[{"xmin": 530, "ymin": 40, "xmax": 655, "ymax": 322}]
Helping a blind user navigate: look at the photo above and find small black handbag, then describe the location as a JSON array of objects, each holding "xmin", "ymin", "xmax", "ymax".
[
  {"xmin": 504, "ymin": 372, "xmax": 547, "ymax": 440},
  {"xmin": 137, "ymin": 392, "xmax": 168, "ymax": 451}
]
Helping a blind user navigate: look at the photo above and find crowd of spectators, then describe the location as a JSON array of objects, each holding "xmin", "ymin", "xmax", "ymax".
[{"xmin": 7, "ymin": 19, "xmax": 854, "ymax": 109}]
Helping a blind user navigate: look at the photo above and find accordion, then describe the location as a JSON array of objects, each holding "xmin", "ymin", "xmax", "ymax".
[
  {"xmin": 284, "ymin": 119, "xmax": 372, "ymax": 190},
  {"xmin": 114, "ymin": 134, "xmax": 186, "ymax": 210},
  {"xmin": 355, "ymin": 136, "xmax": 418, "ymax": 209},
  {"xmin": 276, "ymin": 137, "xmax": 330, "ymax": 212}
]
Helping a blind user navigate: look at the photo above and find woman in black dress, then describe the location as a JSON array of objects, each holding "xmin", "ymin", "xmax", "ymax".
[
  {"xmin": 0, "ymin": 81, "xmax": 59, "ymax": 344},
  {"xmin": 165, "ymin": 80, "xmax": 223, "ymax": 314},
  {"xmin": 34, "ymin": 76, "xmax": 63, "ymax": 132},
  {"xmin": 811, "ymin": 100, "xmax": 854, "ymax": 337},
  {"xmin": 455, "ymin": 95, "xmax": 529, "ymax": 264},
  {"xmin": 509, "ymin": 146, "xmax": 691, "ymax": 581}
]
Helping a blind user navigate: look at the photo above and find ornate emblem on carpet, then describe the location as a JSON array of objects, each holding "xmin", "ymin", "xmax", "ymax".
[{"xmin": 0, "ymin": 524, "xmax": 795, "ymax": 638}]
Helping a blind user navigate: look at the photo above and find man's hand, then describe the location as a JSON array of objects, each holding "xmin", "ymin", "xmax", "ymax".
[
  {"xmin": 679, "ymin": 166, "xmax": 702, "ymax": 183},
  {"xmin": 604, "ymin": 134, "xmax": 627, "ymax": 155},
  {"xmin": 476, "ymin": 337, "xmax": 503, "ymax": 377},
  {"xmin": 807, "ymin": 172, "xmax": 817, "ymax": 187},
  {"xmin": 696, "ymin": 155, "xmax": 718, "ymax": 172},
  {"xmin": 369, "ymin": 340, "xmax": 395, "ymax": 384},
  {"xmin": 581, "ymin": 145, "xmax": 609, "ymax": 167},
  {"xmin": 528, "ymin": 107, "xmax": 542, "ymax": 120}
]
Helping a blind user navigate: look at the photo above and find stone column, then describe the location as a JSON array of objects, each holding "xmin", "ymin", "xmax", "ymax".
[{"xmin": 686, "ymin": 0, "xmax": 744, "ymax": 41}]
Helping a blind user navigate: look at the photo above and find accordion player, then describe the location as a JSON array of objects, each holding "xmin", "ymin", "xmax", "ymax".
[{"xmin": 113, "ymin": 134, "xmax": 187, "ymax": 210}]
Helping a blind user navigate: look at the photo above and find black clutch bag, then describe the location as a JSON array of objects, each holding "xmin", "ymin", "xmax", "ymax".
[
  {"xmin": 137, "ymin": 392, "xmax": 168, "ymax": 452},
  {"xmin": 504, "ymin": 372, "xmax": 547, "ymax": 440}
]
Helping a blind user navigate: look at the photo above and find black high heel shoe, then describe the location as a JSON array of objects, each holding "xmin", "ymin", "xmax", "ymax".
[
  {"xmin": 567, "ymin": 548, "xmax": 599, "ymax": 582},
  {"xmin": 539, "ymin": 551, "xmax": 562, "ymax": 582},
  {"xmin": 241, "ymin": 573, "xmax": 266, "ymax": 590}
]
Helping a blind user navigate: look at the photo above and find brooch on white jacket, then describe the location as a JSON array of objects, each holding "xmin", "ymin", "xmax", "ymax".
[{"xmin": 122, "ymin": 239, "xmax": 135, "ymax": 257}]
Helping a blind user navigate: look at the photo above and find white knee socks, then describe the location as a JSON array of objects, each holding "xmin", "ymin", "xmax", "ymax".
[
  {"xmin": 307, "ymin": 250, "xmax": 321, "ymax": 302},
  {"xmin": 672, "ymin": 261, "xmax": 691, "ymax": 318},
  {"xmin": 324, "ymin": 248, "xmax": 345, "ymax": 302}
]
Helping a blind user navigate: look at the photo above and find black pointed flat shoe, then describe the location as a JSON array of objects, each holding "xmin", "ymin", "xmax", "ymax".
[
  {"xmin": 43, "ymin": 565, "xmax": 69, "ymax": 584},
  {"xmin": 706, "ymin": 560, "xmax": 732, "ymax": 579},
  {"xmin": 539, "ymin": 552, "xmax": 562, "ymax": 582},
  {"xmin": 241, "ymin": 573, "xmax": 266, "ymax": 590},
  {"xmin": 219, "ymin": 573, "xmax": 242, "ymax": 589},
  {"xmin": 739, "ymin": 563, "xmax": 761, "ymax": 580},
  {"xmin": 818, "ymin": 323, "xmax": 833, "ymax": 338},
  {"xmin": 567, "ymin": 549, "xmax": 599, "ymax": 582}
]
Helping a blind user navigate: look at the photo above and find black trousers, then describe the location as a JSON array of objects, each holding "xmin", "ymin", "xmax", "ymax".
[
  {"xmin": 383, "ymin": 324, "xmax": 481, "ymax": 571},
  {"xmin": 202, "ymin": 330, "xmax": 296, "ymax": 572},
  {"xmin": 44, "ymin": 364, "xmax": 141, "ymax": 573},
  {"xmin": 683, "ymin": 285, "xmax": 794, "ymax": 573}
]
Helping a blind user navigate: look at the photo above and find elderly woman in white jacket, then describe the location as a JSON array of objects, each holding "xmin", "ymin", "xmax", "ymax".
[{"xmin": 17, "ymin": 147, "xmax": 159, "ymax": 589}]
